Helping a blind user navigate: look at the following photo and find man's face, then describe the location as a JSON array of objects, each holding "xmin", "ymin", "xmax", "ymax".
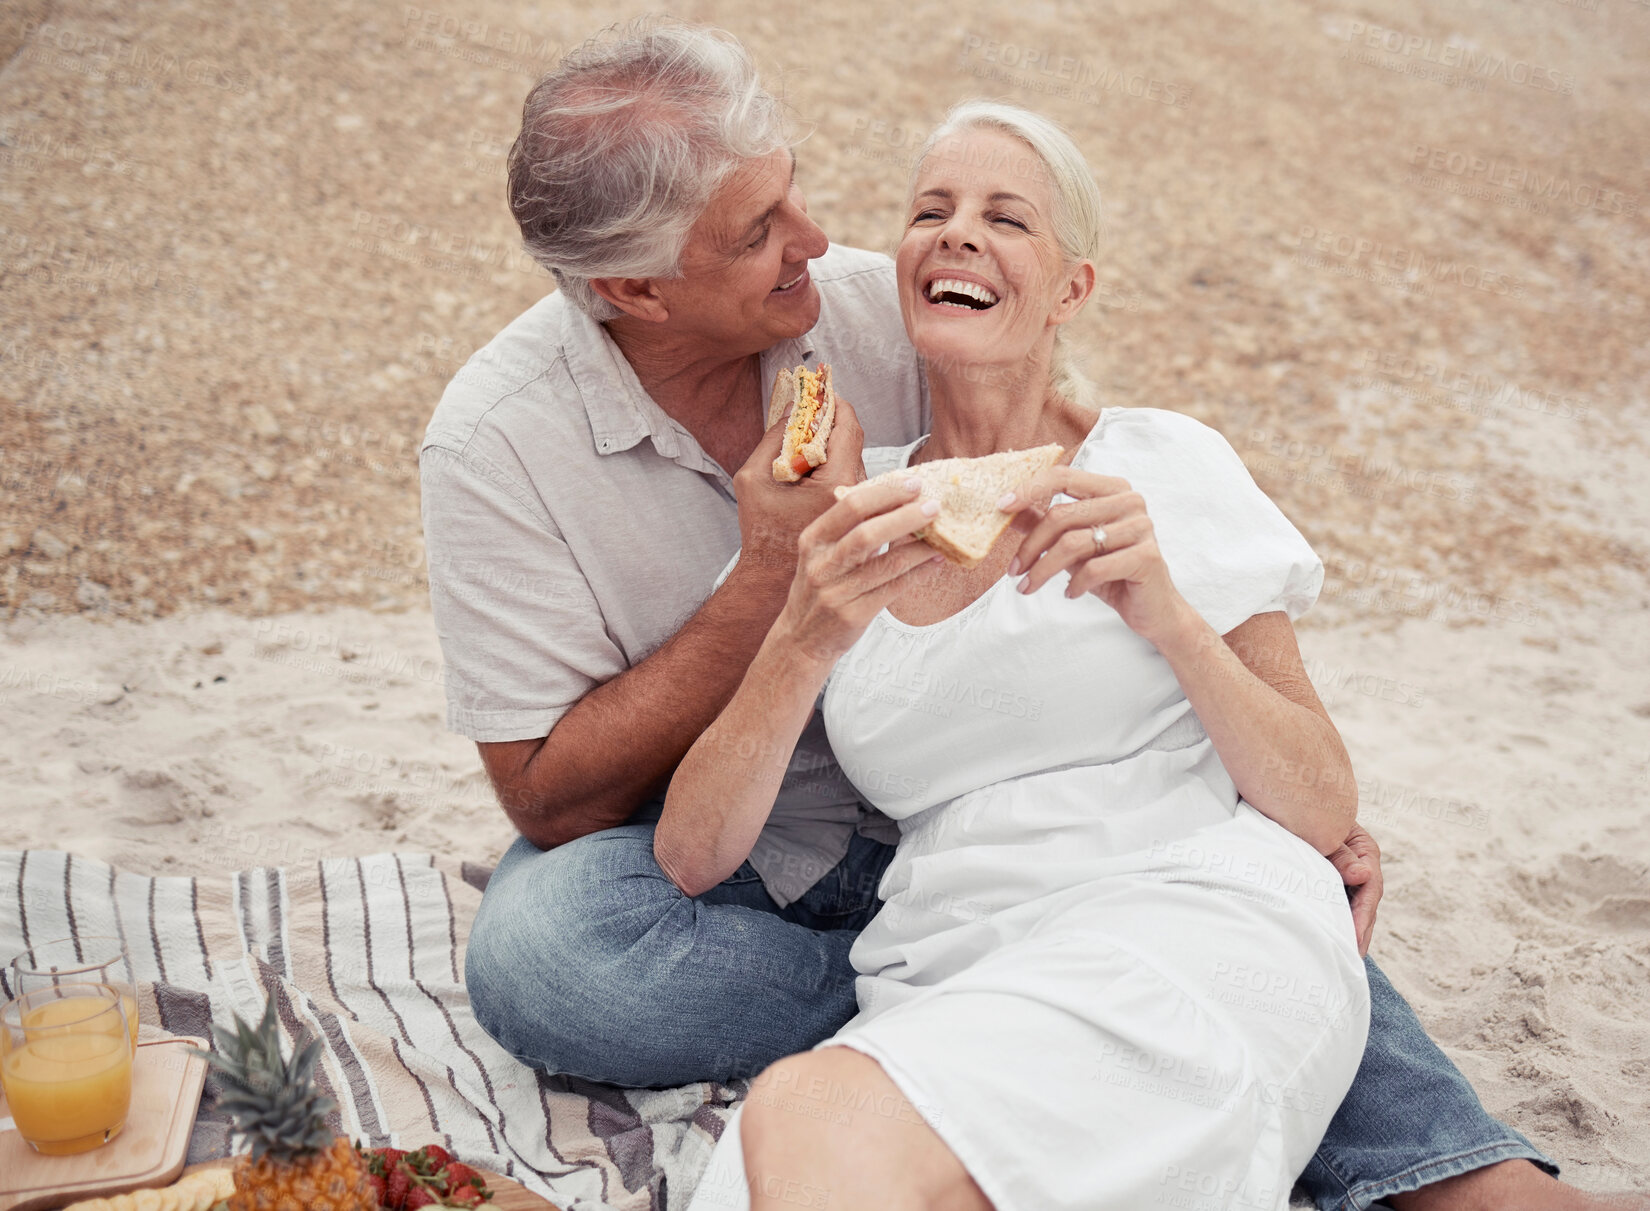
[{"xmin": 654, "ymin": 148, "xmax": 830, "ymax": 356}]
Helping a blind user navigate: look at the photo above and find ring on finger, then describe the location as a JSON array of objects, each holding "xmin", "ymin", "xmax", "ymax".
[{"xmin": 1091, "ymin": 525, "xmax": 1108, "ymax": 554}]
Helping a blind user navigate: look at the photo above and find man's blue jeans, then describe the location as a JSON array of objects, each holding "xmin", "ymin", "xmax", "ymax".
[{"xmin": 466, "ymin": 824, "xmax": 1556, "ymax": 1211}]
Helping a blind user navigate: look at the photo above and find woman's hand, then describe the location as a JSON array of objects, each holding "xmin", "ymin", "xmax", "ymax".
[
  {"xmin": 1000, "ymin": 467, "xmax": 1196, "ymax": 648},
  {"xmin": 775, "ymin": 477, "xmax": 943, "ymax": 668}
]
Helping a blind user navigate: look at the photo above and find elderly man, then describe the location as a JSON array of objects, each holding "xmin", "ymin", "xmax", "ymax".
[{"xmin": 420, "ymin": 20, "xmax": 1615, "ymax": 1211}]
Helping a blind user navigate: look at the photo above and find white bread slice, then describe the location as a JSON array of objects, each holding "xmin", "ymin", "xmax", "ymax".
[
  {"xmin": 766, "ymin": 367, "xmax": 796, "ymax": 429},
  {"xmin": 835, "ymin": 443, "xmax": 1065, "ymax": 569},
  {"xmin": 771, "ymin": 363, "xmax": 836, "ymax": 482}
]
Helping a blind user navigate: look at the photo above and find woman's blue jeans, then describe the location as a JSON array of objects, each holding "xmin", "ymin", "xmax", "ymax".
[{"xmin": 465, "ymin": 824, "xmax": 1556, "ymax": 1211}]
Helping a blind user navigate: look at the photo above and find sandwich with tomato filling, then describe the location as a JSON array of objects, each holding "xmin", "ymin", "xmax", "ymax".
[{"xmin": 769, "ymin": 363, "xmax": 836, "ymax": 482}]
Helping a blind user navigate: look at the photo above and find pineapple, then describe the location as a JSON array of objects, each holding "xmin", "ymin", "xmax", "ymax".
[{"xmin": 191, "ymin": 999, "xmax": 377, "ymax": 1211}]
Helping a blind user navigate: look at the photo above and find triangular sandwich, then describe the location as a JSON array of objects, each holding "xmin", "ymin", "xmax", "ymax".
[{"xmin": 836, "ymin": 443, "xmax": 1065, "ymax": 569}]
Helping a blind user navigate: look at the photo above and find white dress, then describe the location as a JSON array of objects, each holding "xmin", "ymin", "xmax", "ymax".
[{"xmin": 688, "ymin": 407, "xmax": 1370, "ymax": 1211}]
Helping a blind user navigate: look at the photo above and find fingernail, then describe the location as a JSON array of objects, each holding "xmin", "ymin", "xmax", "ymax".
[
  {"xmin": 996, "ymin": 492, "xmax": 1015, "ymax": 509},
  {"xmin": 920, "ymin": 499, "xmax": 940, "ymax": 516},
  {"xmin": 1007, "ymin": 557, "xmax": 1021, "ymax": 575},
  {"xmin": 903, "ymin": 477, "xmax": 922, "ymax": 491},
  {"xmin": 1017, "ymin": 575, "xmax": 1030, "ymax": 593}
]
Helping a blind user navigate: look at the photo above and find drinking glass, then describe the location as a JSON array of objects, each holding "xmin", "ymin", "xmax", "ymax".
[
  {"xmin": 9, "ymin": 936, "xmax": 140, "ymax": 1048},
  {"xmin": 0, "ymin": 981, "xmax": 134, "ymax": 1154}
]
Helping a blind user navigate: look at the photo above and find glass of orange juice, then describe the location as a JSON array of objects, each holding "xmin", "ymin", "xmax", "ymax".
[
  {"xmin": 10, "ymin": 936, "xmax": 140, "ymax": 1049},
  {"xmin": 1, "ymin": 982, "xmax": 134, "ymax": 1154}
]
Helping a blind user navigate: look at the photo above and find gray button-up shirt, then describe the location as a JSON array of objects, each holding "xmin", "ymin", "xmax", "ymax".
[{"xmin": 420, "ymin": 243, "xmax": 928, "ymax": 905}]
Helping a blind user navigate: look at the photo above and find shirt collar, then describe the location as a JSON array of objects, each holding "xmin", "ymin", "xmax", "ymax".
[
  {"xmin": 562, "ymin": 299, "xmax": 820, "ymax": 460},
  {"xmin": 559, "ymin": 302, "xmax": 663, "ymax": 458}
]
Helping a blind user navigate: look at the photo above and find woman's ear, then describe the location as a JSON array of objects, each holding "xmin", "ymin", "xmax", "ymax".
[
  {"xmin": 590, "ymin": 276, "xmax": 670, "ymax": 323},
  {"xmin": 1049, "ymin": 260, "xmax": 1096, "ymax": 327}
]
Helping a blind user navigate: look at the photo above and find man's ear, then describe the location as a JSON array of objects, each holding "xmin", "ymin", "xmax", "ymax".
[
  {"xmin": 589, "ymin": 276, "xmax": 670, "ymax": 323},
  {"xmin": 1049, "ymin": 260, "xmax": 1096, "ymax": 327}
]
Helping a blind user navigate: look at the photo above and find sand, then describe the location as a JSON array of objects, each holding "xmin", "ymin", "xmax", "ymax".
[
  {"xmin": 2, "ymin": 0, "xmax": 1647, "ymax": 1197},
  {"xmin": 3, "ymin": 603, "xmax": 1648, "ymax": 1193}
]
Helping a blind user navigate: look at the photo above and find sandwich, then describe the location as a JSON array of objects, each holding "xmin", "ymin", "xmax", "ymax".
[
  {"xmin": 834, "ymin": 444, "xmax": 1065, "ymax": 570},
  {"xmin": 769, "ymin": 363, "xmax": 836, "ymax": 482}
]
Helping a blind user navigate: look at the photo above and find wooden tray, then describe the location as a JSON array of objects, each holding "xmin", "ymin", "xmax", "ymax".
[
  {"xmin": 0, "ymin": 1036, "xmax": 209, "ymax": 1211},
  {"xmin": 183, "ymin": 1160, "xmax": 561, "ymax": 1209}
]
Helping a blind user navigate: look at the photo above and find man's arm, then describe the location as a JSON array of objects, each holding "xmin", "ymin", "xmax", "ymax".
[
  {"xmin": 477, "ymin": 397, "xmax": 870, "ymax": 850},
  {"xmin": 478, "ymin": 557, "xmax": 790, "ymax": 848}
]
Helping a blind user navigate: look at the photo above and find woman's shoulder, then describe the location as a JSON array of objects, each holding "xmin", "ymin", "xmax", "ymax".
[
  {"xmin": 1087, "ymin": 407, "xmax": 1324, "ymax": 631},
  {"xmin": 1091, "ymin": 405, "xmax": 1232, "ymax": 447},
  {"xmin": 1079, "ymin": 407, "xmax": 1246, "ymax": 477}
]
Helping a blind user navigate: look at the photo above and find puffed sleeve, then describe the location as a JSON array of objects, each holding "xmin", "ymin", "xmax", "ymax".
[{"xmin": 1085, "ymin": 408, "xmax": 1324, "ymax": 637}]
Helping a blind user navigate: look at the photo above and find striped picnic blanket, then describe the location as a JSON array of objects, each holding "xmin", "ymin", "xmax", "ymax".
[{"xmin": 0, "ymin": 850, "xmax": 738, "ymax": 1211}]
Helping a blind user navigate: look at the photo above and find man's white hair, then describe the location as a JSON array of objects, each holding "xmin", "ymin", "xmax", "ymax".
[
  {"xmin": 912, "ymin": 101, "xmax": 1106, "ymax": 407},
  {"xmin": 508, "ymin": 20, "xmax": 788, "ymax": 321}
]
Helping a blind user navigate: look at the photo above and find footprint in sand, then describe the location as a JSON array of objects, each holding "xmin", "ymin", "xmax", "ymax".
[
  {"xmin": 116, "ymin": 767, "xmax": 205, "ymax": 826},
  {"xmin": 1513, "ymin": 853, "xmax": 1650, "ymax": 933}
]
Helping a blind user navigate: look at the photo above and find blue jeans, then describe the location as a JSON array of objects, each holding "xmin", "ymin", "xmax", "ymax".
[
  {"xmin": 1301, "ymin": 961, "xmax": 1558, "ymax": 1209},
  {"xmin": 466, "ymin": 824, "xmax": 1556, "ymax": 1209}
]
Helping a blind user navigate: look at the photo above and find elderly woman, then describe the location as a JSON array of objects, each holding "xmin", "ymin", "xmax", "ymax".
[{"xmin": 664, "ymin": 101, "xmax": 1372, "ymax": 1210}]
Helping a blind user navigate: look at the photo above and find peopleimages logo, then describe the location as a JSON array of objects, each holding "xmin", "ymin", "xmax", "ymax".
[
  {"xmin": 18, "ymin": 21, "xmax": 255, "ymax": 93},
  {"xmin": 1355, "ymin": 349, "xmax": 1591, "ymax": 420},
  {"xmin": 397, "ymin": 6, "xmax": 559, "ymax": 74},
  {"xmin": 1407, "ymin": 145, "xmax": 1634, "ymax": 216},
  {"xmin": 1337, "ymin": 21, "xmax": 1575, "ymax": 95},
  {"xmin": 1243, "ymin": 431, "xmax": 1476, "ymax": 505},
  {"xmin": 833, "ymin": 650, "xmax": 1045, "ymax": 720},
  {"xmin": 1294, "ymin": 226, "xmax": 1524, "ymax": 298},
  {"xmin": 956, "ymin": 33, "xmax": 1192, "ymax": 108}
]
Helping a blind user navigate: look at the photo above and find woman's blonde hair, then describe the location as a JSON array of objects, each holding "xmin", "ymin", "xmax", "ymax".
[{"xmin": 911, "ymin": 101, "xmax": 1104, "ymax": 408}]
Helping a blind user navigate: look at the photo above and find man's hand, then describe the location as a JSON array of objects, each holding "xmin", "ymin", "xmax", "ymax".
[
  {"xmin": 1326, "ymin": 823, "xmax": 1383, "ymax": 955},
  {"xmin": 732, "ymin": 395, "xmax": 867, "ymax": 582}
]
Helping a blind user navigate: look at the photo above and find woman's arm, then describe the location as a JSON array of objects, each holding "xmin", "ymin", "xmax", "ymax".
[
  {"xmin": 1151, "ymin": 607, "xmax": 1356, "ymax": 854},
  {"xmin": 655, "ymin": 478, "xmax": 942, "ymax": 896},
  {"xmin": 653, "ymin": 633, "xmax": 832, "ymax": 896}
]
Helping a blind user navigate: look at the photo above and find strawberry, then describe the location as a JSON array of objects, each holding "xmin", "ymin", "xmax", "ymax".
[
  {"xmin": 367, "ymin": 1172, "xmax": 388, "ymax": 1206},
  {"xmin": 417, "ymin": 1144, "xmax": 454, "ymax": 1172},
  {"xmin": 377, "ymin": 1147, "xmax": 409, "ymax": 1175},
  {"xmin": 441, "ymin": 1162, "xmax": 482, "ymax": 1190},
  {"xmin": 386, "ymin": 1162, "xmax": 413, "ymax": 1210},
  {"xmin": 441, "ymin": 1162, "xmax": 489, "ymax": 1206},
  {"xmin": 405, "ymin": 1188, "xmax": 438, "ymax": 1210}
]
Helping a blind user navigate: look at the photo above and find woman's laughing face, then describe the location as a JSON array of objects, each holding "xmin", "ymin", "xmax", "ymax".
[{"xmin": 896, "ymin": 127, "xmax": 1089, "ymax": 378}]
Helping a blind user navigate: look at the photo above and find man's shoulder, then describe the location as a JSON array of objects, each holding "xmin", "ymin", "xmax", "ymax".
[
  {"xmin": 422, "ymin": 292, "xmax": 574, "ymax": 456},
  {"xmin": 805, "ymin": 244, "xmax": 924, "ymax": 445},
  {"xmin": 808, "ymin": 243, "xmax": 909, "ymax": 357},
  {"xmin": 811, "ymin": 242, "xmax": 896, "ymax": 286}
]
